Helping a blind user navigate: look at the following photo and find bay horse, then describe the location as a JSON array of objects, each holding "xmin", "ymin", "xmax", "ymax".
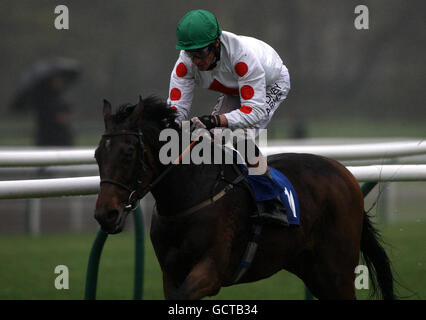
[{"xmin": 94, "ymin": 96, "xmax": 395, "ymax": 300}]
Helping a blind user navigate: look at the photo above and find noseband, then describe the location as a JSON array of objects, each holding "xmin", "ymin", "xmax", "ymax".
[{"xmin": 100, "ymin": 130, "xmax": 146, "ymax": 211}]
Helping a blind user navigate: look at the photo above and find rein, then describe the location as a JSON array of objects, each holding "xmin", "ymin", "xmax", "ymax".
[
  {"xmin": 99, "ymin": 130, "xmax": 209, "ymax": 212},
  {"xmin": 100, "ymin": 129, "xmax": 247, "ymax": 218}
]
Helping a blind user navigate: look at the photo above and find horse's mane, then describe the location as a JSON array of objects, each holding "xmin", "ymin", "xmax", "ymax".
[
  {"xmin": 111, "ymin": 95, "xmax": 178, "ymax": 131},
  {"xmin": 111, "ymin": 103, "xmax": 135, "ymax": 123}
]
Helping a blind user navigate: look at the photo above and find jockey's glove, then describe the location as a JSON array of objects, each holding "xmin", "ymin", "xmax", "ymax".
[{"xmin": 191, "ymin": 115, "xmax": 221, "ymax": 130}]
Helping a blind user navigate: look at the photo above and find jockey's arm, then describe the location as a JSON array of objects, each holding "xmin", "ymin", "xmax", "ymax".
[{"xmin": 167, "ymin": 53, "xmax": 195, "ymax": 124}]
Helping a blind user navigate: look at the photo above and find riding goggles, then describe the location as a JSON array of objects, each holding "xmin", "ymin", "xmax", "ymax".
[{"xmin": 184, "ymin": 45, "xmax": 213, "ymax": 60}]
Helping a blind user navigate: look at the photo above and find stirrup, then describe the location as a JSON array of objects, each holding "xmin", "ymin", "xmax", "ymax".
[
  {"xmin": 250, "ymin": 212, "xmax": 289, "ymax": 227},
  {"xmin": 251, "ymin": 197, "xmax": 289, "ymax": 227}
]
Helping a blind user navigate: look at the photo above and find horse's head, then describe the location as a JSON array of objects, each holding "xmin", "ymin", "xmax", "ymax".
[{"xmin": 94, "ymin": 95, "xmax": 176, "ymax": 234}]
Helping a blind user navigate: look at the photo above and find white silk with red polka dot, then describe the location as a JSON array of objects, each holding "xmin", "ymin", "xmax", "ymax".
[{"xmin": 167, "ymin": 31, "xmax": 290, "ymax": 130}]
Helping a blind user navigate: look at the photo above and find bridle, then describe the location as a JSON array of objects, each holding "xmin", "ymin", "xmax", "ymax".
[
  {"xmin": 99, "ymin": 129, "xmax": 179, "ymax": 212},
  {"xmin": 99, "ymin": 130, "xmax": 147, "ymax": 211}
]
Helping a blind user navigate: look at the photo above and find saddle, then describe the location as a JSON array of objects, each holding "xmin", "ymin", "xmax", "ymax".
[{"xmin": 224, "ymin": 145, "xmax": 300, "ymax": 227}]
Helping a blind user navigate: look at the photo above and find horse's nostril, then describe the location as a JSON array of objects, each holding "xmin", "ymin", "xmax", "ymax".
[
  {"xmin": 94, "ymin": 208, "xmax": 122, "ymax": 233},
  {"xmin": 107, "ymin": 209, "xmax": 119, "ymax": 223}
]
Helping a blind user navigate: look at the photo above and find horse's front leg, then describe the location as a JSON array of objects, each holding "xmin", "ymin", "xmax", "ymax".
[
  {"xmin": 167, "ymin": 257, "xmax": 222, "ymax": 300},
  {"xmin": 162, "ymin": 272, "xmax": 178, "ymax": 299}
]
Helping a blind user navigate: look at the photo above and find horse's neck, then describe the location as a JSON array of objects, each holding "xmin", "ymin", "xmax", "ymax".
[
  {"xmin": 150, "ymin": 163, "xmax": 213, "ymax": 214},
  {"xmin": 148, "ymin": 131, "xmax": 238, "ymax": 216},
  {"xmin": 151, "ymin": 160, "xmax": 237, "ymax": 217}
]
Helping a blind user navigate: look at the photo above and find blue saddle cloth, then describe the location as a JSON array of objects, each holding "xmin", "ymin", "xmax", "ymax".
[{"xmin": 240, "ymin": 165, "xmax": 300, "ymax": 225}]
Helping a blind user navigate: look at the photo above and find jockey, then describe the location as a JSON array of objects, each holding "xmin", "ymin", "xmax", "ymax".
[{"xmin": 167, "ymin": 9, "xmax": 291, "ymax": 226}]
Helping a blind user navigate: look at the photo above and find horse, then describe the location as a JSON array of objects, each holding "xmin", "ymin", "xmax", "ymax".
[{"xmin": 94, "ymin": 96, "xmax": 395, "ymax": 300}]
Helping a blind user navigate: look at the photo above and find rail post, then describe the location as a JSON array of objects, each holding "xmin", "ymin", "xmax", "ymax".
[
  {"xmin": 84, "ymin": 204, "xmax": 145, "ymax": 300},
  {"xmin": 133, "ymin": 205, "xmax": 144, "ymax": 300},
  {"xmin": 84, "ymin": 229, "xmax": 108, "ymax": 300}
]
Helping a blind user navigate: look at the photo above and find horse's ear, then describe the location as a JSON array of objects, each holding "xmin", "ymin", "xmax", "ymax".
[
  {"xmin": 131, "ymin": 95, "xmax": 145, "ymax": 124},
  {"xmin": 103, "ymin": 99, "xmax": 112, "ymax": 128},
  {"xmin": 137, "ymin": 95, "xmax": 144, "ymax": 112}
]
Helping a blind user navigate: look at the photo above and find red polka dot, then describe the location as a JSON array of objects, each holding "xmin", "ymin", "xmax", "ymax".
[
  {"xmin": 240, "ymin": 85, "xmax": 254, "ymax": 100},
  {"xmin": 235, "ymin": 62, "xmax": 248, "ymax": 77},
  {"xmin": 240, "ymin": 106, "xmax": 252, "ymax": 114},
  {"xmin": 170, "ymin": 88, "xmax": 181, "ymax": 101},
  {"xmin": 176, "ymin": 63, "xmax": 187, "ymax": 77},
  {"xmin": 170, "ymin": 106, "xmax": 177, "ymax": 111}
]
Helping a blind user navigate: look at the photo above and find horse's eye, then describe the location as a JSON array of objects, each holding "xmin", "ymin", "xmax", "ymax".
[{"xmin": 123, "ymin": 146, "xmax": 136, "ymax": 162}]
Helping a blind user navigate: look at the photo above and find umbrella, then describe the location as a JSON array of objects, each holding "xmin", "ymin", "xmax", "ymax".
[{"xmin": 11, "ymin": 57, "xmax": 81, "ymax": 111}]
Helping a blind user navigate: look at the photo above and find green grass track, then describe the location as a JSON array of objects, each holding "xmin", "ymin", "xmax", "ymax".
[{"xmin": 0, "ymin": 221, "xmax": 424, "ymax": 300}]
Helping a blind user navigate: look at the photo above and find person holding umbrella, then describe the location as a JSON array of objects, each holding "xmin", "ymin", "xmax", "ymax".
[{"xmin": 10, "ymin": 57, "xmax": 81, "ymax": 146}]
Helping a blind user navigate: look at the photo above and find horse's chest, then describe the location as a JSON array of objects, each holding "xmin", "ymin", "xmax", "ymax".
[
  {"xmin": 152, "ymin": 225, "xmax": 209, "ymax": 270},
  {"xmin": 159, "ymin": 238, "xmax": 204, "ymax": 282},
  {"xmin": 151, "ymin": 213, "xmax": 217, "ymax": 281}
]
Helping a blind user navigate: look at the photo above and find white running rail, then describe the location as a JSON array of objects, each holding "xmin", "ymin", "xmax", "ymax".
[
  {"xmin": 0, "ymin": 140, "xmax": 425, "ymax": 166},
  {"xmin": 1, "ymin": 165, "xmax": 426, "ymax": 199}
]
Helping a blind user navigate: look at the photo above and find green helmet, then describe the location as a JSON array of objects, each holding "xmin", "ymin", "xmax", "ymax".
[{"xmin": 176, "ymin": 9, "xmax": 222, "ymax": 50}]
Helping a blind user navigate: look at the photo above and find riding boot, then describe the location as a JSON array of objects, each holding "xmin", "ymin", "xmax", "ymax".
[
  {"xmin": 238, "ymin": 136, "xmax": 288, "ymax": 227},
  {"xmin": 250, "ymin": 168, "xmax": 289, "ymax": 227}
]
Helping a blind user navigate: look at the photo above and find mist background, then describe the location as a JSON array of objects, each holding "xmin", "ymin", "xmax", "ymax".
[
  {"xmin": 0, "ymin": 1, "xmax": 425, "ymax": 300},
  {"xmin": 0, "ymin": 0, "xmax": 424, "ymax": 144}
]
